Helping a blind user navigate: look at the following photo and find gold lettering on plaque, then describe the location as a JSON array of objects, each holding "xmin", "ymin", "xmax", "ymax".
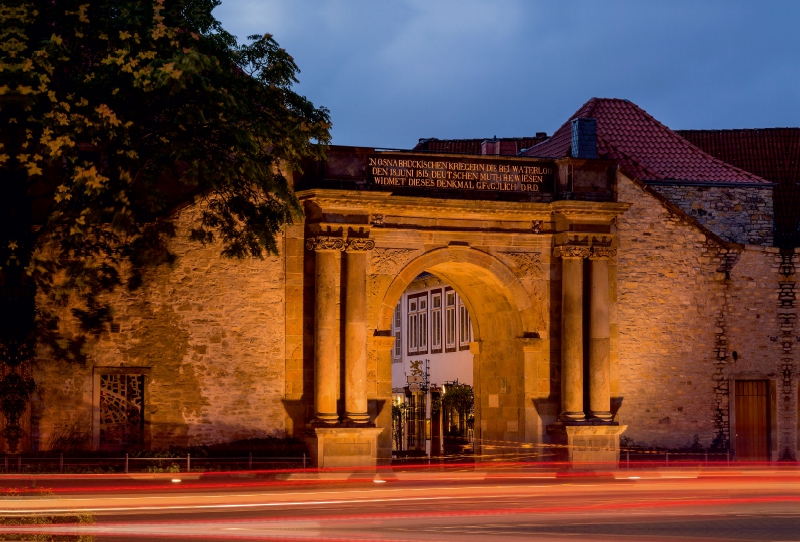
[{"xmin": 367, "ymin": 154, "xmax": 553, "ymax": 194}]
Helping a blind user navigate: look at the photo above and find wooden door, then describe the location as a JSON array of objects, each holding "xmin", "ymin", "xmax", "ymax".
[{"xmin": 734, "ymin": 380, "xmax": 769, "ymax": 461}]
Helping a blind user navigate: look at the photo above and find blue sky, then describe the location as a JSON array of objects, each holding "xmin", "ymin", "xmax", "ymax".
[{"xmin": 214, "ymin": 0, "xmax": 800, "ymax": 149}]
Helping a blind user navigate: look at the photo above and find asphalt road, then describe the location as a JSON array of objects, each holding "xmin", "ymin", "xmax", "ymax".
[{"xmin": 2, "ymin": 467, "xmax": 800, "ymax": 541}]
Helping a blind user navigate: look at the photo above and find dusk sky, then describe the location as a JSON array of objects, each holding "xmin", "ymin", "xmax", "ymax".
[{"xmin": 214, "ymin": 1, "xmax": 800, "ymax": 149}]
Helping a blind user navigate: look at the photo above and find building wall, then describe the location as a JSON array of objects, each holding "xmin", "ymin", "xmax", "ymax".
[
  {"xmin": 617, "ymin": 173, "xmax": 797, "ymax": 458},
  {"xmin": 650, "ymin": 185, "xmax": 773, "ymax": 246},
  {"xmin": 26, "ymin": 176, "xmax": 798, "ymax": 461},
  {"xmin": 722, "ymin": 246, "xmax": 799, "ymax": 459},
  {"xmin": 32, "ymin": 204, "xmax": 289, "ymax": 450}
]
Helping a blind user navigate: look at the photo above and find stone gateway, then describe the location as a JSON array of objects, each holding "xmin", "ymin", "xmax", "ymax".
[{"xmin": 14, "ymin": 98, "xmax": 800, "ymax": 467}]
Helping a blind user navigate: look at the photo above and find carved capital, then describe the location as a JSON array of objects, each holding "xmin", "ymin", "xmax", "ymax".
[
  {"xmin": 345, "ymin": 238, "xmax": 376, "ymax": 252},
  {"xmin": 589, "ymin": 247, "xmax": 617, "ymax": 260},
  {"xmin": 553, "ymin": 245, "xmax": 590, "ymax": 260},
  {"xmin": 305, "ymin": 236, "xmax": 345, "ymax": 251}
]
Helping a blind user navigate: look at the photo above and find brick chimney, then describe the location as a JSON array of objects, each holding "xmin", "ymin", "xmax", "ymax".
[
  {"xmin": 481, "ymin": 137, "xmax": 498, "ymax": 155},
  {"xmin": 481, "ymin": 137, "xmax": 519, "ymax": 156},
  {"xmin": 497, "ymin": 140, "xmax": 517, "ymax": 155}
]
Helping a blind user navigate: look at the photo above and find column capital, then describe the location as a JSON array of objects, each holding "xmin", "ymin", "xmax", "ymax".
[
  {"xmin": 345, "ymin": 238, "xmax": 375, "ymax": 252},
  {"xmin": 589, "ymin": 247, "xmax": 617, "ymax": 260},
  {"xmin": 553, "ymin": 245, "xmax": 590, "ymax": 259},
  {"xmin": 306, "ymin": 236, "xmax": 345, "ymax": 252},
  {"xmin": 372, "ymin": 335, "xmax": 396, "ymax": 352}
]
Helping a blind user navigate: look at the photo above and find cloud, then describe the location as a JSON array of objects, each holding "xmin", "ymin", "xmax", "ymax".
[{"xmin": 214, "ymin": 0, "xmax": 800, "ymax": 147}]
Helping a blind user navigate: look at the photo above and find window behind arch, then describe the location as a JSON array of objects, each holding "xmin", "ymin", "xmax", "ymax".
[
  {"xmin": 431, "ymin": 289, "xmax": 442, "ymax": 354},
  {"xmin": 445, "ymin": 288, "xmax": 457, "ymax": 353}
]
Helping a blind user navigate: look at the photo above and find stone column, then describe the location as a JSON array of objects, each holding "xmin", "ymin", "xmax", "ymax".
[
  {"xmin": 589, "ymin": 247, "xmax": 616, "ymax": 421},
  {"xmin": 344, "ymin": 238, "xmax": 375, "ymax": 424},
  {"xmin": 554, "ymin": 245, "xmax": 590, "ymax": 422},
  {"xmin": 307, "ymin": 236, "xmax": 344, "ymax": 424}
]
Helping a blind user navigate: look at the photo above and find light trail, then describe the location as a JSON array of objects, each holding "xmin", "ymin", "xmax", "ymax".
[
  {"xmin": 2, "ymin": 496, "xmax": 800, "ymax": 541},
  {"xmin": 2, "ymin": 466, "xmax": 799, "ymax": 540}
]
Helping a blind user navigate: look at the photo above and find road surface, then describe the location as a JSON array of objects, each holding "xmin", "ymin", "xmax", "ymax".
[{"xmin": 1, "ymin": 466, "xmax": 799, "ymax": 540}]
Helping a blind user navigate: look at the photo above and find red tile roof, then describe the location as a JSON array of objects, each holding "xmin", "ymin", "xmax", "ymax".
[
  {"xmin": 521, "ymin": 98, "xmax": 770, "ymax": 185},
  {"xmin": 677, "ymin": 128, "xmax": 800, "ymax": 235},
  {"xmin": 413, "ymin": 136, "xmax": 547, "ymax": 155}
]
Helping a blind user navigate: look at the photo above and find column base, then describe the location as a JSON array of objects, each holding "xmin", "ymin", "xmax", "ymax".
[
  {"xmin": 306, "ymin": 426, "xmax": 383, "ymax": 469},
  {"xmin": 313, "ymin": 414, "xmax": 340, "ymax": 425},
  {"xmin": 590, "ymin": 411, "xmax": 613, "ymax": 421},
  {"xmin": 559, "ymin": 411, "xmax": 586, "ymax": 422},
  {"xmin": 547, "ymin": 423, "xmax": 627, "ymax": 468},
  {"xmin": 345, "ymin": 412, "xmax": 371, "ymax": 424}
]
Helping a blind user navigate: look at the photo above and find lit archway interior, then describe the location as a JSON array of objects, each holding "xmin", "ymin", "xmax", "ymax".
[{"xmin": 378, "ymin": 251, "xmax": 529, "ymax": 457}]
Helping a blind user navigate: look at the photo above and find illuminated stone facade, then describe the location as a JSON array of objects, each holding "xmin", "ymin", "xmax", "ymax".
[{"xmin": 20, "ymin": 133, "xmax": 800, "ymax": 466}]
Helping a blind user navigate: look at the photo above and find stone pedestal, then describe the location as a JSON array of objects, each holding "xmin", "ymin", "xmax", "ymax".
[
  {"xmin": 547, "ymin": 424, "xmax": 627, "ymax": 468},
  {"xmin": 306, "ymin": 427, "xmax": 384, "ymax": 469}
]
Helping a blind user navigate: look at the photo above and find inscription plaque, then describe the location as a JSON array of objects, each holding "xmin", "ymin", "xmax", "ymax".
[{"xmin": 367, "ymin": 153, "xmax": 554, "ymax": 194}]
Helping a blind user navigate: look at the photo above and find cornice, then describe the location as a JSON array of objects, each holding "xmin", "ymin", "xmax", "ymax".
[{"xmin": 297, "ymin": 189, "xmax": 631, "ymax": 223}]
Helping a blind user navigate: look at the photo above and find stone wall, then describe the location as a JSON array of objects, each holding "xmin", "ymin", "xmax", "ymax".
[
  {"xmin": 650, "ymin": 185, "xmax": 773, "ymax": 246},
  {"xmin": 32, "ymin": 204, "xmax": 289, "ymax": 450},
  {"xmin": 722, "ymin": 246, "xmax": 799, "ymax": 459},
  {"xmin": 617, "ymin": 173, "xmax": 797, "ymax": 458},
  {"xmin": 616, "ymin": 175, "xmax": 721, "ymax": 448},
  {"xmin": 24, "ymin": 176, "xmax": 798, "ymax": 462}
]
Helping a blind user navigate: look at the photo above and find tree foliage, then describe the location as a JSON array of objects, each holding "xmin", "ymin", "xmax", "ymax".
[
  {"xmin": 0, "ymin": 0, "xmax": 331, "ymax": 448},
  {"xmin": 441, "ymin": 383, "xmax": 473, "ymax": 438}
]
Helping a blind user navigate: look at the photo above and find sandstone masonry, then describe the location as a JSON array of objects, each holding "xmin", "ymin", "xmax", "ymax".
[{"xmin": 650, "ymin": 185, "xmax": 774, "ymax": 246}]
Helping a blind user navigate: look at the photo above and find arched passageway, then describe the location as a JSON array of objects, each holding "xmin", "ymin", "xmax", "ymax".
[
  {"xmin": 299, "ymin": 190, "xmax": 627, "ymax": 469},
  {"xmin": 376, "ymin": 246, "xmax": 533, "ymax": 458}
]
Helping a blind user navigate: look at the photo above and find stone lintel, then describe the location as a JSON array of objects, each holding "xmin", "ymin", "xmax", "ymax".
[{"xmin": 306, "ymin": 427, "xmax": 384, "ymax": 470}]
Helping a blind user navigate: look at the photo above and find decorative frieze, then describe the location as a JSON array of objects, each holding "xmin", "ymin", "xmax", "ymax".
[
  {"xmin": 370, "ymin": 248, "xmax": 419, "ymax": 275},
  {"xmin": 502, "ymin": 252, "xmax": 543, "ymax": 279},
  {"xmin": 305, "ymin": 236, "xmax": 345, "ymax": 251},
  {"xmin": 553, "ymin": 245, "xmax": 590, "ymax": 259}
]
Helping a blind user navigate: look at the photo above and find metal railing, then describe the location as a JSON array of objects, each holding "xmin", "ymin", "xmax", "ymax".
[{"xmin": 0, "ymin": 453, "xmax": 307, "ymax": 474}]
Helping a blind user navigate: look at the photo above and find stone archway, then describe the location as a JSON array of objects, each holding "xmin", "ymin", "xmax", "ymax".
[
  {"xmin": 374, "ymin": 245, "xmax": 537, "ymax": 459},
  {"xmin": 298, "ymin": 190, "xmax": 629, "ymax": 468}
]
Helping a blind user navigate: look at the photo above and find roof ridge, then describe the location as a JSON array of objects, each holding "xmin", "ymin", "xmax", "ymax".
[{"xmin": 677, "ymin": 127, "xmax": 800, "ymax": 133}]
